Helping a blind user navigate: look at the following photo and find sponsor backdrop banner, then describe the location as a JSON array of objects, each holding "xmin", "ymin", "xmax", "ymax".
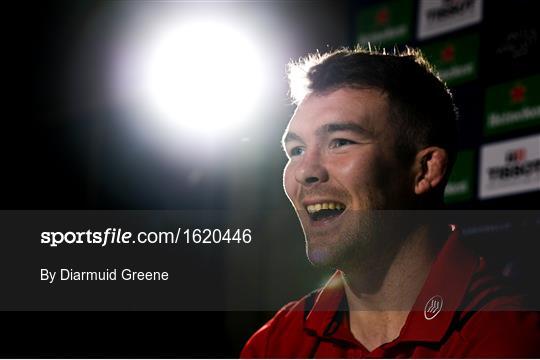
[
  {"xmin": 355, "ymin": 0, "xmax": 412, "ymax": 47},
  {"xmin": 417, "ymin": 0, "xmax": 483, "ymax": 40},
  {"xmin": 352, "ymin": 0, "xmax": 539, "ymax": 204},
  {"xmin": 445, "ymin": 150, "xmax": 475, "ymax": 203},
  {"xmin": 422, "ymin": 33, "xmax": 479, "ymax": 87},
  {"xmin": 484, "ymin": 74, "xmax": 540, "ymax": 136},
  {"xmin": 479, "ymin": 134, "xmax": 540, "ymax": 200},
  {"xmin": 483, "ymin": 2, "xmax": 539, "ymax": 83}
]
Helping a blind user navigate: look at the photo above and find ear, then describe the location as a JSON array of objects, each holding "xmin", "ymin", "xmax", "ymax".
[{"xmin": 413, "ymin": 147, "xmax": 448, "ymax": 195}]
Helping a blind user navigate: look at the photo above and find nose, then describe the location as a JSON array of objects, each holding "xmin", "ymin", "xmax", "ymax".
[{"xmin": 295, "ymin": 150, "xmax": 329, "ymax": 186}]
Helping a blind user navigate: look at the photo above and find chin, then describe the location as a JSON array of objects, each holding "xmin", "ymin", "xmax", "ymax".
[{"xmin": 306, "ymin": 243, "xmax": 341, "ymax": 268}]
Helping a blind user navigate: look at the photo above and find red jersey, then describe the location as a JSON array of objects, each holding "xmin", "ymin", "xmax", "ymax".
[{"xmin": 241, "ymin": 228, "xmax": 540, "ymax": 358}]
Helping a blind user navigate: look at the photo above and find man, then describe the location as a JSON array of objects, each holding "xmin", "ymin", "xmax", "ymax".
[{"xmin": 241, "ymin": 48, "xmax": 540, "ymax": 358}]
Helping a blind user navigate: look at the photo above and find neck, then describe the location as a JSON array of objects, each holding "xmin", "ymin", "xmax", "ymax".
[{"xmin": 343, "ymin": 225, "xmax": 440, "ymax": 351}]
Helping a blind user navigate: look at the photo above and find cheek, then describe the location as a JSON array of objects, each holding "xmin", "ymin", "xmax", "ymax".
[
  {"xmin": 282, "ymin": 161, "xmax": 296, "ymax": 202},
  {"xmin": 330, "ymin": 149, "xmax": 391, "ymax": 208},
  {"xmin": 336, "ymin": 148, "xmax": 405, "ymax": 206},
  {"xmin": 333, "ymin": 155, "xmax": 374, "ymax": 187}
]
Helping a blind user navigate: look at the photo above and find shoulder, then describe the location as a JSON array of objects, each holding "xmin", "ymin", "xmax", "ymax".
[
  {"xmin": 240, "ymin": 291, "xmax": 318, "ymax": 358},
  {"xmin": 457, "ymin": 309, "xmax": 540, "ymax": 357},
  {"xmin": 456, "ymin": 266, "xmax": 540, "ymax": 357}
]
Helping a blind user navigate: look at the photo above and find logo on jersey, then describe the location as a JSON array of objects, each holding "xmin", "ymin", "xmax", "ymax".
[{"xmin": 424, "ymin": 295, "xmax": 443, "ymax": 320}]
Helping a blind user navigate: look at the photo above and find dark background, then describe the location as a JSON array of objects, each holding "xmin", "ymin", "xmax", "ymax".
[{"xmin": 1, "ymin": 0, "xmax": 539, "ymax": 357}]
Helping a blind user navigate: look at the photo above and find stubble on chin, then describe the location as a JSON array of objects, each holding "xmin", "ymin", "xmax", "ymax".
[
  {"xmin": 304, "ymin": 210, "xmax": 406, "ymax": 294},
  {"xmin": 303, "ymin": 211, "xmax": 378, "ymax": 269}
]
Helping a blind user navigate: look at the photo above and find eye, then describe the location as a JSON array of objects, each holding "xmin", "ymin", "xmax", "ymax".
[
  {"xmin": 289, "ymin": 146, "xmax": 305, "ymax": 157},
  {"xmin": 330, "ymin": 138, "xmax": 355, "ymax": 148}
]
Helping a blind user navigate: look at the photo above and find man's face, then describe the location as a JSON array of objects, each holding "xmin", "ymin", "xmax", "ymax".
[{"xmin": 283, "ymin": 88, "xmax": 412, "ymax": 269}]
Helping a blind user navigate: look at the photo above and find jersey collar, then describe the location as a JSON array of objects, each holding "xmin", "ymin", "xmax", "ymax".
[{"xmin": 304, "ymin": 226, "xmax": 479, "ymax": 345}]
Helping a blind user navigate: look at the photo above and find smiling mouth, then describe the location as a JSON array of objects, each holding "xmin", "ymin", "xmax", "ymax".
[{"xmin": 306, "ymin": 201, "xmax": 346, "ymax": 222}]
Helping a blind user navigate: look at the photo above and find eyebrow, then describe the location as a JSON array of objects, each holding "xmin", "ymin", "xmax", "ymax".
[
  {"xmin": 282, "ymin": 132, "xmax": 303, "ymax": 145},
  {"xmin": 317, "ymin": 122, "xmax": 372, "ymax": 137},
  {"xmin": 282, "ymin": 122, "xmax": 373, "ymax": 147}
]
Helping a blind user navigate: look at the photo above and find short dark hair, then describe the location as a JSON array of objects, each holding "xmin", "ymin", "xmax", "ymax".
[{"xmin": 287, "ymin": 47, "xmax": 458, "ymax": 190}]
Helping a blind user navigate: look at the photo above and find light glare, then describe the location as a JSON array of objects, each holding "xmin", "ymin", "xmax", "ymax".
[
  {"xmin": 113, "ymin": 15, "xmax": 268, "ymax": 142},
  {"xmin": 142, "ymin": 20, "xmax": 264, "ymax": 132}
]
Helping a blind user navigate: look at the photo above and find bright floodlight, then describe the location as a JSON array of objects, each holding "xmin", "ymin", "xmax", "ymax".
[{"xmin": 113, "ymin": 16, "xmax": 267, "ymax": 139}]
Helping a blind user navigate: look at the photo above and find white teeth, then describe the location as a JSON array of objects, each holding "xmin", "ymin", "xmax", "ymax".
[{"xmin": 306, "ymin": 202, "xmax": 345, "ymax": 214}]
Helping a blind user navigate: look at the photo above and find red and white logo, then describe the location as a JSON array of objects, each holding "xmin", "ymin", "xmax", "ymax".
[
  {"xmin": 424, "ymin": 295, "xmax": 443, "ymax": 320},
  {"xmin": 440, "ymin": 44, "xmax": 456, "ymax": 63},
  {"xmin": 505, "ymin": 148, "xmax": 527, "ymax": 163},
  {"xmin": 375, "ymin": 7, "xmax": 390, "ymax": 26},
  {"xmin": 510, "ymin": 84, "xmax": 527, "ymax": 104}
]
